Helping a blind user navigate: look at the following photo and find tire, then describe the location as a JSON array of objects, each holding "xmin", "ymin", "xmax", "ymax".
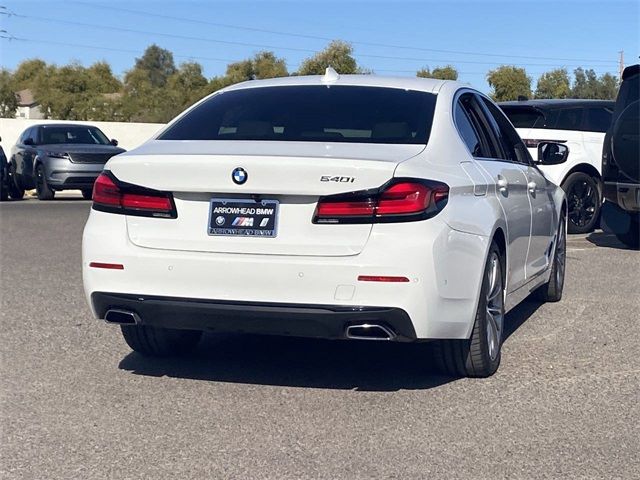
[
  {"xmin": 8, "ymin": 163, "xmax": 25, "ymax": 200},
  {"xmin": 81, "ymin": 189, "xmax": 93, "ymax": 200},
  {"xmin": 614, "ymin": 215, "xmax": 640, "ymax": 249},
  {"xmin": 0, "ymin": 177, "xmax": 7, "ymax": 201},
  {"xmin": 535, "ymin": 213, "xmax": 567, "ymax": 302},
  {"xmin": 433, "ymin": 242, "xmax": 505, "ymax": 378},
  {"xmin": 120, "ymin": 325, "xmax": 202, "ymax": 357},
  {"xmin": 35, "ymin": 164, "xmax": 55, "ymax": 200},
  {"xmin": 561, "ymin": 172, "xmax": 601, "ymax": 234}
]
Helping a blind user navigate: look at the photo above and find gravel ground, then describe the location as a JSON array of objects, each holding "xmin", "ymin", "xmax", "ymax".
[{"xmin": 1, "ymin": 199, "xmax": 639, "ymax": 479}]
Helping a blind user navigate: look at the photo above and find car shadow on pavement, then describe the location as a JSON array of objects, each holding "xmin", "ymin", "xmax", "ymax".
[
  {"xmin": 585, "ymin": 231, "xmax": 637, "ymax": 250},
  {"xmin": 119, "ymin": 300, "xmax": 543, "ymax": 392}
]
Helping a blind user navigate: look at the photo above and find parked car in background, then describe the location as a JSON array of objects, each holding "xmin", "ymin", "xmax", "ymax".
[
  {"xmin": 9, "ymin": 124, "xmax": 125, "ymax": 200},
  {"xmin": 0, "ymin": 137, "xmax": 9, "ymax": 201},
  {"xmin": 83, "ymin": 72, "xmax": 568, "ymax": 378},
  {"xmin": 601, "ymin": 64, "xmax": 639, "ymax": 248},
  {"xmin": 499, "ymin": 99, "xmax": 614, "ymax": 234}
]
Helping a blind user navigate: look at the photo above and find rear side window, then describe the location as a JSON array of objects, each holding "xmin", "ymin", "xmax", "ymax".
[
  {"xmin": 455, "ymin": 102, "xmax": 483, "ymax": 156},
  {"xmin": 500, "ymin": 106, "xmax": 545, "ymax": 128},
  {"xmin": 554, "ymin": 108, "xmax": 584, "ymax": 130},
  {"xmin": 160, "ymin": 86, "xmax": 437, "ymax": 144},
  {"xmin": 584, "ymin": 107, "xmax": 613, "ymax": 133}
]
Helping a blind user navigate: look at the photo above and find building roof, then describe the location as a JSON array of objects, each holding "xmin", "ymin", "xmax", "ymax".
[{"xmin": 16, "ymin": 89, "xmax": 38, "ymax": 107}]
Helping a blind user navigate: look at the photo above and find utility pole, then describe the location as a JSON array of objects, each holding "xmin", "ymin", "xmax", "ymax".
[{"xmin": 618, "ymin": 50, "xmax": 624, "ymax": 79}]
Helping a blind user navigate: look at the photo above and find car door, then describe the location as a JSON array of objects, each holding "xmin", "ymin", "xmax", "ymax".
[
  {"xmin": 15, "ymin": 127, "xmax": 37, "ymax": 181},
  {"xmin": 455, "ymin": 92, "xmax": 531, "ymax": 292},
  {"xmin": 480, "ymin": 97, "xmax": 556, "ymax": 279}
]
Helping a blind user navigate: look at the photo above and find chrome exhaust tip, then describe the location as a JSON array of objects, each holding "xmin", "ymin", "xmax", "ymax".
[
  {"xmin": 345, "ymin": 324, "xmax": 396, "ymax": 341},
  {"xmin": 104, "ymin": 309, "xmax": 140, "ymax": 325}
]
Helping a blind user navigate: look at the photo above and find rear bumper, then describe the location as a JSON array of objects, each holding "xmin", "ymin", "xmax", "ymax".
[
  {"xmin": 603, "ymin": 181, "xmax": 640, "ymax": 212},
  {"xmin": 91, "ymin": 292, "xmax": 417, "ymax": 341},
  {"xmin": 83, "ymin": 210, "xmax": 490, "ymax": 340}
]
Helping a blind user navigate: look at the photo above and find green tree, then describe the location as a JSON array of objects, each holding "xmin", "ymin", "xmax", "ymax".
[
  {"xmin": 129, "ymin": 44, "xmax": 177, "ymax": 88},
  {"xmin": 0, "ymin": 69, "xmax": 18, "ymax": 117},
  {"xmin": 252, "ymin": 51, "xmax": 288, "ymax": 79},
  {"xmin": 486, "ymin": 66, "xmax": 532, "ymax": 101},
  {"xmin": 571, "ymin": 68, "xmax": 618, "ymax": 99},
  {"xmin": 298, "ymin": 40, "xmax": 359, "ymax": 75},
  {"xmin": 417, "ymin": 65, "xmax": 458, "ymax": 80},
  {"xmin": 11, "ymin": 59, "xmax": 48, "ymax": 90},
  {"xmin": 165, "ymin": 62, "xmax": 209, "ymax": 115},
  {"xmin": 535, "ymin": 68, "xmax": 571, "ymax": 98},
  {"xmin": 202, "ymin": 51, "xmax": 289, "ymax": 97}
]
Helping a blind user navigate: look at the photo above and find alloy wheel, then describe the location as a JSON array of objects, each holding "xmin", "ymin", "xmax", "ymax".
[
  {"xmin": 555, "ymin": 218, "xmax": 566, "ymax": 290},
  {"xmin": 567, "ymin": 179, "xmax": 597, "ymax": 229},
  {"xmin": 485, "ymin": 252, "xmax": 504, "ymax": 361}
]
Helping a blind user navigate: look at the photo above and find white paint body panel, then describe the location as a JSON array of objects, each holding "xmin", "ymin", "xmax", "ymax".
[
  {"xmin": 516, "ymin": 127, "xmax": 605, "ymax": 186},
  {"xmin": 82, "ymin": 75, "xmax": 565, "ymax": 340}
]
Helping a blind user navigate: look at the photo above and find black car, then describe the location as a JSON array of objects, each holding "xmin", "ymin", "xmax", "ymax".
[
  {"xmin": 0, "ymin": 137, "xmax": 9, "ymax": 201},
  {"xmin": 601, "ymin": 64, "xmax": 640, "ymax": 248},
  {"xmin": 9, "ymin": 124, "xmax": 125, "ymax": 200}
]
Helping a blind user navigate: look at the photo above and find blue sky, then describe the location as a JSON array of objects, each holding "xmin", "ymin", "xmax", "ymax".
[{"xmin": 0, "ymin": 0, "xmax": 637, "ymax": 93}]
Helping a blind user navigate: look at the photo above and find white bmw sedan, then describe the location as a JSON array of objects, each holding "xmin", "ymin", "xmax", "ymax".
[{"xmin": 83, "ymin": 71, "xmax": 568, "ymax": 377}]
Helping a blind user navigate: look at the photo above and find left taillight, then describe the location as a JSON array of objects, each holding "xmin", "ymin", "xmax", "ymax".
[
  {"xmin": 92, "ymin": 172, "xmax": 176, "ymax": 218},
  {"xmin": 313, "ymin": 179, "xmax": 449, "ymax": 224}
]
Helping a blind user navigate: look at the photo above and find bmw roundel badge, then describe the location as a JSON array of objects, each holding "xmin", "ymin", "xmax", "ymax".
[{"xmin": 232, "ymin": 167, "xmax": 248, "ymax": 185}]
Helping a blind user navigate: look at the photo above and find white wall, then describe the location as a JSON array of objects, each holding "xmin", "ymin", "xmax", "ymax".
[{"xmin": 0, "ymin": 118, "xmax": 165, "ymax": 153}]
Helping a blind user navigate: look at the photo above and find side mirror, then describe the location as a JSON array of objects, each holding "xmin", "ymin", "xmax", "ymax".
[
  {"xmin": 110, "ymin": 139, "xmax": 118, "ymax": 146},
  {"xmin": 537, "ymin": 141, "xmax": 569, "ymax": 165},
  {"xmin": 23, "ymin": 138, "xmax": 34, "ymax": 146}
]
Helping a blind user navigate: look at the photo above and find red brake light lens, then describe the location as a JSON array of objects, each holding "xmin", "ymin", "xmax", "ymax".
[
  {"xmin": 92, "ymin": 172, "xmax": 175, "ymax": 218},
  {"xmin": 92, "ymin": 172, "xmax": 121, "ymax": 207},
  {"xmin": 314, "ymin": 180, "xmax": 449, "ymax": 224},
  {"xmin": 316, "ymin": 200, "xmax": 375, "ymax": 217},
  {"xmin": 376, "ymin": 182, "xmax": 430, "ymax": 215}
]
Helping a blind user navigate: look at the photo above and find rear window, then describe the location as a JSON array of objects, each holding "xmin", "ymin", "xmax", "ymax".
[
  {"xmin": 159, "ymin": 85, "xmax": 437, "ymax": 144},
  {"xmin": 499, "ymin": 106, "xmax": 545, "ymax": 128}
]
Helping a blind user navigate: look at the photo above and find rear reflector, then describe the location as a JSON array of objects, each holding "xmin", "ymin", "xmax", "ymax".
[
  {"xmin": 92, "ymin": 172, "xmax": 176, "ymax": 218},
  {"xmin": 89, "ymin": 262, "xmax": 124, "ymax": 270},
  {"xmin": 358, "ymin": 275, "xmax": 410, "ymax": 282}
]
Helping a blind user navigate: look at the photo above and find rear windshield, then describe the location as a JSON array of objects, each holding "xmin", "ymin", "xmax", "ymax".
[
  {"xmin": 159, "ymin": 85, "xmax": 437, "ymax": 144},
  {"xmin": 40, "ymin": 126, "xmax": 110, "ymax": 145}
]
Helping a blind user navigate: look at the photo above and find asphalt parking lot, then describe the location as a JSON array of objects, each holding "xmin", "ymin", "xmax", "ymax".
[{"xmin": 1, "ymin": 198, "xmax": 639, "ymax": 479}]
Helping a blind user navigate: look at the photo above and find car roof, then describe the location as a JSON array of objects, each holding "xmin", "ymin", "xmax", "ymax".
[
  {"xmin": 499, "ymin": 99, "xmax": 614, "ymax": 108},
  {"xmin": 34, "ymin": 123, "xmax": 99, "ymax": 129},
  {"xmin": 220, "ymin": 73, "xmax": 462, "ymax": 95},
  {"xmin": 622, "ymin": 64, "xmax": 639, "ymax": 80}
]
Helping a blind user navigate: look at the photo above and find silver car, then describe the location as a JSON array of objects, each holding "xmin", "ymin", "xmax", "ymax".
[{"xmin": 9, "ymin": 123, "xmax": 125, "ymax": 200}]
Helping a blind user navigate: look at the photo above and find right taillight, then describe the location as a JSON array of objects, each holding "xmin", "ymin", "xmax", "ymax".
[
  {"xmin": 313, "ymin": 179, "xmax": 449, "ymax": 224},
  {"xmin": 92, "ymin": 172, "xmax": 176, "ymax": 218}
]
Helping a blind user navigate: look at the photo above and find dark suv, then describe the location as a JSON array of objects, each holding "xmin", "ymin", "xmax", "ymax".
[
  {"xmin": 601, "ymin": 64, "xmax": 640, "ymax": 248},
  {"xmin": 9, "ymin": 124, "xmax": 125, "ymax": 200}
]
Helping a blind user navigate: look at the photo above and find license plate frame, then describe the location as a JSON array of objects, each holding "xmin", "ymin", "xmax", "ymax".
[{"xmin": 208, "ymin": 198, "xmax": 279, "ymax": 237}]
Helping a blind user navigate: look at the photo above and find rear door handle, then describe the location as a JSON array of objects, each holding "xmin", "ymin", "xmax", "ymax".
[
  {"xmin": 527, "ymin": 181, "xmax": 537, "ymax": 193},
  {"xmin": 497, "ymin": 177, "xmax": 508, "ymax": 193}
]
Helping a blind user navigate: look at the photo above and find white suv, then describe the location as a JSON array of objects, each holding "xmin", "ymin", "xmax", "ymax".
[{"xmin": 500, "ymin": 99, "xmax": 614, "ymax": 233}]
